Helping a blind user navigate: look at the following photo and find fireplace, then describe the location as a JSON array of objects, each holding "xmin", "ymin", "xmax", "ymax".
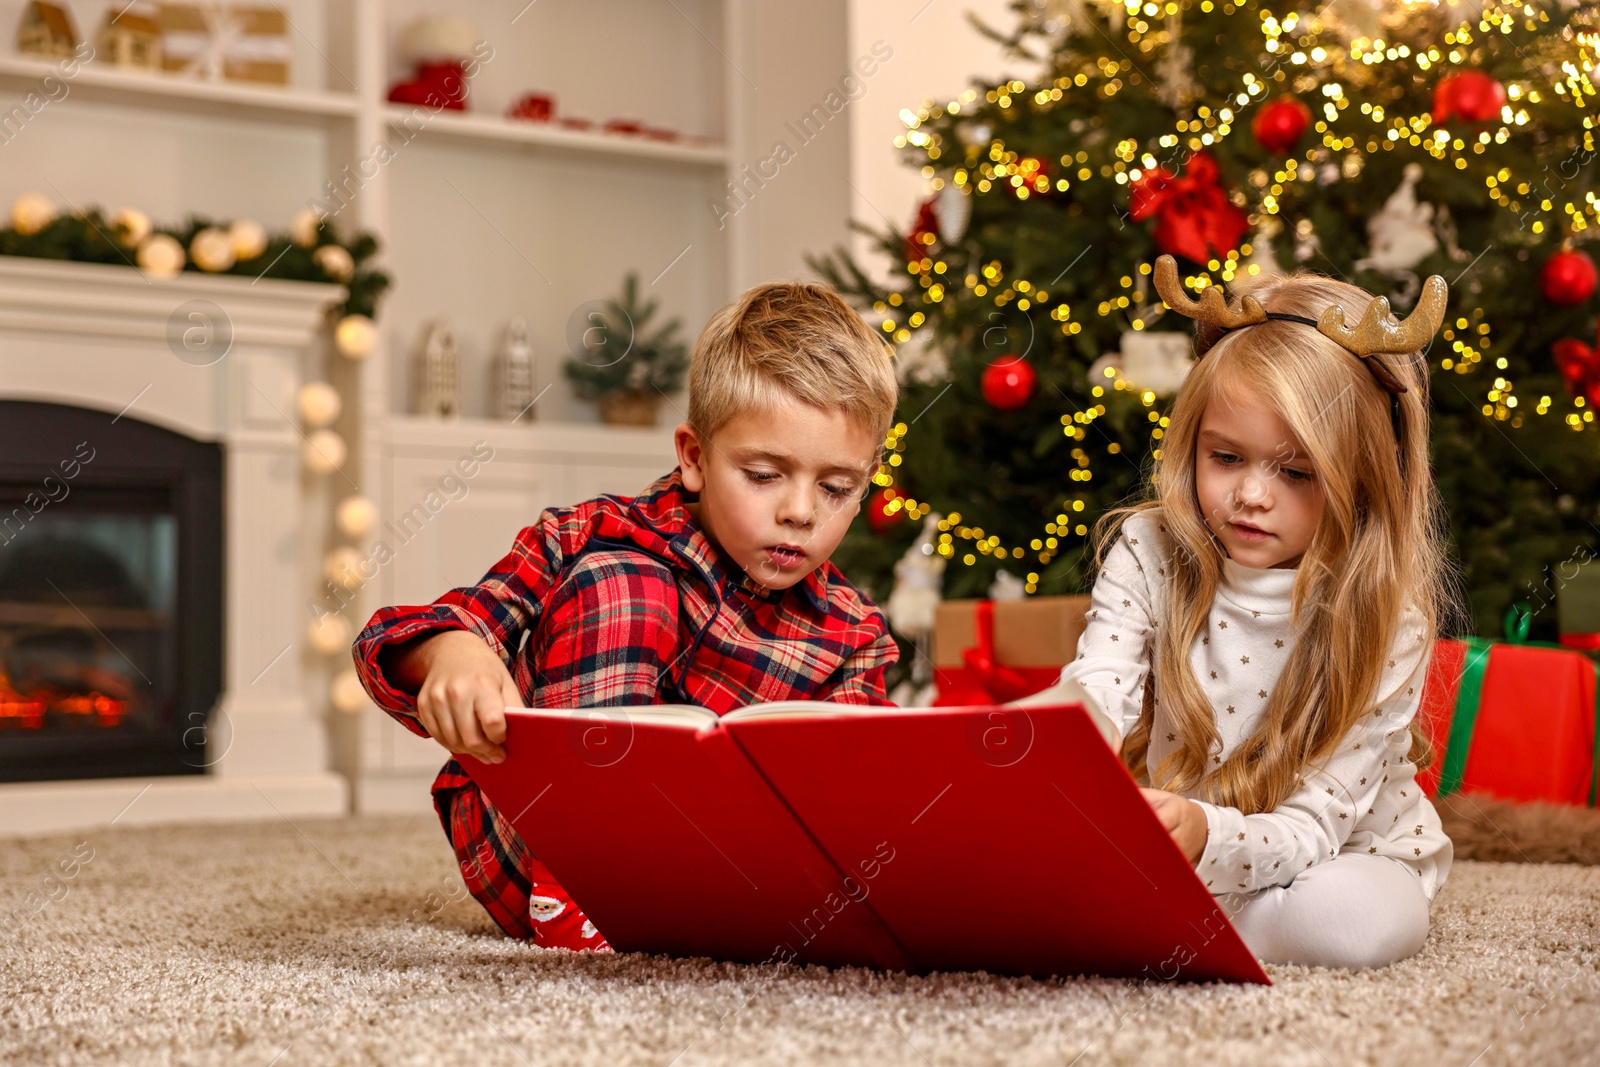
[
  {"xmin": 0, "ymin": 401, "xmax": 223, "ymax": 783},
  {"xmin": 0, "ymin": 255, "xmax": 348, "ymax": 833}
]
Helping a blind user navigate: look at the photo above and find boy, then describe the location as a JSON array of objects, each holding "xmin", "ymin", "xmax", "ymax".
[{"xmin": 351, "ymin": 282, "xmax": 901, "ymax": 949}]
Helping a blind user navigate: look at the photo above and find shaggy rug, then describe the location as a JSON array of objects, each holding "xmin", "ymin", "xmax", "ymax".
[{"xmin": 3, "ymin": 803, "xmax": 1598, "ymax": 1067}]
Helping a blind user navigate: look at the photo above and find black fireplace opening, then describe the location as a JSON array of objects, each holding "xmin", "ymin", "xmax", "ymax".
[{"xmin": 0, "ymin": 401, "xmax": 223, "ymax": 783}]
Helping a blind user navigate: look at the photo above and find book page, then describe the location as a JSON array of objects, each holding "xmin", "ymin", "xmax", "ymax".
[{"xmin": 502, "ymin": 703, "xmax": 717, "ymax": 728}]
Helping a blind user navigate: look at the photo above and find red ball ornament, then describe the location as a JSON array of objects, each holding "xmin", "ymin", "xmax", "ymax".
[
  {"xmin": 1539, "ymin": 249, "xmax": 1598, "ymax": 306},
  {"xmin": 1251, "ymin": 96, "xmax": 1311, "ymax": 155},
  {"xmin": 903, "ymin": 198, "xmax": 939, "ymax": 263},
  {"xmin": 866, "ymin": 488, "xmax": 906, "ymax": 534},
  {"xmin": 981, "ymin": 356, "xmax": 1037, "ymax": 410},
  {"xmin": 1432, "ymin": 70, "xmax": 1506, "ymax": 125}
]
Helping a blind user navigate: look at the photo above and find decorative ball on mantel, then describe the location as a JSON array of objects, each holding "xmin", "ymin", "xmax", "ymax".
[
  {"xmin": 336, "ymin": 495, "xmax": 378, "ymax": 538},
  {"xmin": 112, "ymin": 207, "xmax": 151, "ymax": 246},
  {"xmin": 336, "ymin": 314, "xmax": 377, "ymax": 359},
  {"xmin": 323, "ymin": 546, "xmax": 365, "ymax": 590},
  {"xmin": 136, "ymin": 233, "xmax": 186, "ymax": 278},
  {"xmin": 330, "ymin": 669, "xmax": 369, "ymax": 714},
  {"xmin": 289, "ymin": 208, "xmax": 321, "ymax": 249},
  {"xmin": 307, "ymin": 613, "xmax": 354, "ymax": 655},
  {"xmin": 11, "ymin": 193, "xmax": 56, "ymax": 235},
  {"xmin": 314, "ymin": 244, "xmax": 354, "ymax": 283},
  {"xmin": 229, "ymin": 218, "xmax": 267, "ymax": 260},
  {"xmin": 303, "ymin": 428, "xmax": 348, "ymax": 473},
  {"xmin": 296, "ymin": 381, "xmax": 342, "ymax": 428},
  {"xmin": 189, "ymin": 227, "xmax": 236, "ymax": 272}
]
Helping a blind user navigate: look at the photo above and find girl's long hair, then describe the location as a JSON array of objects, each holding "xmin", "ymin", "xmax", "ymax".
[{"xmin": 1098, "ymin": 270, "xmax": 1464, "ymax": 815}]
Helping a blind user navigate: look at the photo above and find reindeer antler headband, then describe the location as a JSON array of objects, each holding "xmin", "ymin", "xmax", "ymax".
[{"xmin": 1151, "ymin": 255, "xmax": 1449, "ymax": 441}]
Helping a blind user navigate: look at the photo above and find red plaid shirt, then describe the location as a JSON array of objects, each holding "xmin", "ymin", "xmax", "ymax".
[{"xmin": 352, "ymin": 468, "xmax": 898, "ymax": 939}]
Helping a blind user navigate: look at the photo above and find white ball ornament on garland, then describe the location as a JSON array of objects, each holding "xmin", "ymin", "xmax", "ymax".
[
  {"xmin": 290, "ymin": 208, "xmax": 322, "ymax": 248},
  {"xmin": 189, "ymin": 227, "xmax": 236, "ymax": 272},
  {"xmin": 303, "ymin": 428, "xmax": 348, "ymax": 473},
  {"xmin": 330, "ymin": 669, "xmax": 369, "ymax": 714},
  {"xmin": 112, "ymin": 207, "xmax": 151, "ymax": 246},
  {"xmin": 335, "ymin": 314, "xmax": 377, "ymax": 360},
  {"xmin": 229, "ymin": 218, "xmax": 267, "ymax": 260},
  {"xmin": 313, "ymin": 244, "xmax": 354, "ymax": 282},
  {"xmin": 335, "ymin": 495, "xmax": 378, "ymax": 538},
  {"xmin": 307, "ymin": 613, "xmax": 354, "ymax": 655},
  {"xmin": 296, "ymin": 381, "xmax": 342, "ymax": 428},
  {"xmin": 12, "ymin": 193, "xmax": 56, "ymax": 235},
  {"xmin": 323, "ymin": 546, "xmax": 366, "ymax": 590},
  {"xmin": 136, "ymin": 233, "xmax": 186, "ymax": 278}
]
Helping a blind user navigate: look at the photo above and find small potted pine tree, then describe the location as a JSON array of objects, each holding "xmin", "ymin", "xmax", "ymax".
[{"xmin": 563, "ymin": 273, "xmax": 688, "ymax": 427}]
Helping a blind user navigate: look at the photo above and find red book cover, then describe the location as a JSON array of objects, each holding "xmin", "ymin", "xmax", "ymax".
[{"xmin": 461, "ymin": 701, "xmax": 1269, "ymax": 985}]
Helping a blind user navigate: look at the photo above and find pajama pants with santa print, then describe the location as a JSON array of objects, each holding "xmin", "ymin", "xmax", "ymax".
[{"xmin": 436, "ymin": 770, "xmax": 611, "ymax": 951}]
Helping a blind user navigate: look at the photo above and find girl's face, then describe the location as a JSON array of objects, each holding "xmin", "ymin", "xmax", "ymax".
[{"xmin": 1194, "ymin": 385, "xmax": 1326, "ymax": 570}]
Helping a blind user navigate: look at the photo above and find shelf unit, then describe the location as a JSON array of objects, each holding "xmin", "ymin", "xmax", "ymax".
[
  {"xmin": 0, "ymin": 0, "xmax": 857, "ymax": 815},
  {"xmin": 0, "ymin": 0, "xmax": 771, "ymax": 812}
]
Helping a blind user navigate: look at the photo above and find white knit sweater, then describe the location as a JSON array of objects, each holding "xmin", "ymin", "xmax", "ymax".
[{"xmin": 1058, "ymin": 511, "xmax": 1453, "ymax": 900}]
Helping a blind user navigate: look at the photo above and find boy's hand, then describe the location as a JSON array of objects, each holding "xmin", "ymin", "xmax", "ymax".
[
  {"xmin": 1140, "ymin": 788, "xmax": 1207, "ymax": 866},
  {"xmin": 410, "ymin": 630, "xmax": 520, "ymax": 764}
]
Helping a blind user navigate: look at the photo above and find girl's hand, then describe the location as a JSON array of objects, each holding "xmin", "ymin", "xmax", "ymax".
[
  {"xmin": 1140, "ymin": 788, "xmax": 1207, "ymax": 866},
  {"xmin": 410, "ymin": 631, "xmax": 521, "ymax": 765}
]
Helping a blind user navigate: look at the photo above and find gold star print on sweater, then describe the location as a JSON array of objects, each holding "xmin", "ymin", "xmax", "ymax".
[{"xmin": 1053, "ymin": 511, "xmax": 1453, "ymax": 902}]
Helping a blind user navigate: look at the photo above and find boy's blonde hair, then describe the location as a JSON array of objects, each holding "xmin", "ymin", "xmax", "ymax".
[
  {"xmin": 688, "ymin": 282, "xmax": 898, "ymax": 443},
  {"xmin": 1097, "ymin": 269, "xmax": 1465, "ymax": 816}
]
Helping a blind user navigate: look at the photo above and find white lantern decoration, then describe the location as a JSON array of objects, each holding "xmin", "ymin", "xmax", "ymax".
[
  {"xmin": 323, "ymin": 546, "xmax": 365, "ymax": 590},
  {"xmin": 313, "ymin": 244, "xmax": 354, "ymax": 282},
  {"xmin": 112, "ymin": 207, "xmax": 151, "ymax": 246},
  {"xmin": 330, "ymin": 669, "xmax": 369, "ymax": 714},
  {"xmin": 289, "ymin": 208, "xmax": 321, "ymax": 248},
  {"xmin": 307, "ymin": 613, "xmax": 354, "ymax": 655},
  {"xmin": 296, "ymin": 381, "xmax": 342, "ymax": 428},
  {"xmin": 229, "ymin": 218, "xmax": 267, "ymax": 260},
  {"xmin": 189, "ymin": 227, "xmax": 236, "ymax": 272},
  {"xmin": 335, "ymin": 314, "xmax": 377, "ymax": 360},
  {"xmin": 336, "ymin": 495, "xmax": 378, "ymax": 538},
  {"xmin": 136, "ymin": 234, "xmax": 186, "ymax": 278},
  {"xmin": 11, "ymin": 193, "xmax": 56, "ymax": 235},
  {"xmin": 303, "ymin": 428, "xmax": 347, "ymax": 473}
]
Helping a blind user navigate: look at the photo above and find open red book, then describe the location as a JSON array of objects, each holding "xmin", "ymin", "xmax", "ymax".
[{"xmin": 460, "ymin": 686, "xmax": 1269, "ymax": 985}]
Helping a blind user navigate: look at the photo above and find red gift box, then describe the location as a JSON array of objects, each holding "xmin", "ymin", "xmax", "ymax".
[
  {"xmin": 1417, "ymin": 634, "xmax": 1600, "ymax": 806},
  {"xmin": 931, "ymin": 596, "xmax": 1089, "ymax": 705}
]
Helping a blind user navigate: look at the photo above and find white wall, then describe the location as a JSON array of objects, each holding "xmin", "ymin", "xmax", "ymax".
[{"xmin": 846, "ymin": 0, "xmax": 1034, "ymax": 286}]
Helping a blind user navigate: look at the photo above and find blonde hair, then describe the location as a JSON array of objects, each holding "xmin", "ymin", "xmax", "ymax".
[
  {"xmin": 1098, "ymin": 270, "xmax": 1464, "ymax": 815},
  {"xmin": 687, "ymin": 282, "xmax": 898, "ymax": 442}
]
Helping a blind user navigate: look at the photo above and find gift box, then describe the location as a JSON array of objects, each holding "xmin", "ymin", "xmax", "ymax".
[
  {"xmin": 1558, "ymin": 559, "xmax": 1600, "ymax": 657},
  {"xmin": 159, "ymin": 4, "xmax": 289, "ymax": 85},
  {"xmin": 1417, "ymin": 609, "xmax": 1600, "ymax": 806},
  {"xmin": 931, "ymin": 595, "xmax": 1090, "ymax": 705}
]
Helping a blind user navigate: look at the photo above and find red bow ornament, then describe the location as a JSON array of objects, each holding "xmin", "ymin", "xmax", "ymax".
[
  {"xmin": 1129, "ymin": 150, "xmax": 1250, "ymax": 264},
  {"xmin": 1552, "ymin": 322, "xmax": 1600, "ymax": 407}
]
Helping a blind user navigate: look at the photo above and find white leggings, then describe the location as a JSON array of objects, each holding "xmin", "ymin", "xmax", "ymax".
[{"xmin": 1217, "ymin": 853, "xmax": 1432, "ymax": 970}]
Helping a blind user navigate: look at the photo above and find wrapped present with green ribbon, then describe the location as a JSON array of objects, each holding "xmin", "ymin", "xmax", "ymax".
[{"xmin": 1417, "ymin": 603, "xmax": 1600, "ymax": 807}]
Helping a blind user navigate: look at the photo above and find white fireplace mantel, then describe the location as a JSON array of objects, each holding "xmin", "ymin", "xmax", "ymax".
[{"xmin": 0, "ymin": 254, "xmax": 351, "ymax": 835}]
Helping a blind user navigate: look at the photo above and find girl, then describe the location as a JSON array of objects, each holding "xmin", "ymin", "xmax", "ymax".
[{"xmin": 1050, "ymin": 255, "xmax": 1461, "ymax": 970}]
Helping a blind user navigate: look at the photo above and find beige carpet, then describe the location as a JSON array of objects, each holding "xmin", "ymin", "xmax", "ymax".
[{"xmin": 3, "ymin": 813, "xmax": 1598, "ymax": 1067}]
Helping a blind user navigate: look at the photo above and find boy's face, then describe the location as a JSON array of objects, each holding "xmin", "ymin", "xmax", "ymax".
[
  {"xmin": 1194, "ymin": 384, "xmax": 1325, "ymax": 570},
  {"xmin": 676, "ymin": 398, "xmax": 880, "ymax": 591}
]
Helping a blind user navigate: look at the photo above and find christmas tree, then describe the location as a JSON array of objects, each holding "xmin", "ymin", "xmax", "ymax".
[{"xmin": 814, "ymin": 0, "xmax": 1600, "ymax": 643}]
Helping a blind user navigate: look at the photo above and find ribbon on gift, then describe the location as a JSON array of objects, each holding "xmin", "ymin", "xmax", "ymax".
[
  {"xmin": 1438, "ymin": 602, "xmax": 1600, "ymax": 806},
  {"xmin": 934, "ymin": 600, "xmax": 1060, "ymax": 706},
  {"xmin": 1128, "ymin": 150, "xmax": 1250, "ymax": 265}
]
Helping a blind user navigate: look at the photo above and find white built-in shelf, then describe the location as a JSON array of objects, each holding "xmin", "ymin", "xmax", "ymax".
[
  {"xmin": 0, "ymin": 55, "xmax": 357, "ymax": 124},
  {"xmin": 386, "ymin": 414, "xmax": 679, "ymax": 457},
  {"xmin": 381, "ymin": 105, "xmax": 727, "ymax": 167}
]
